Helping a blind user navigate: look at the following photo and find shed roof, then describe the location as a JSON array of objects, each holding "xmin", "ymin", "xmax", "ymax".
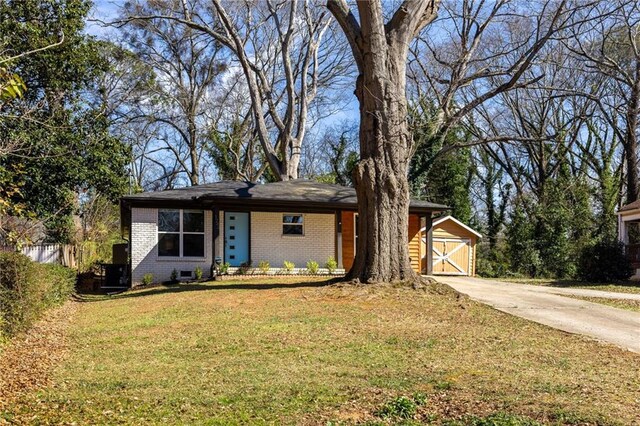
[
  {"xmin": 619, "ymin": 199, "xmax": 640, "ymax": 213},
  {"xmin": 121, "ymin": 179, "xmax": 448, "ymax": 213},
  {"xmin": 430, "ymin": 215, "xmax": 482, "ymax": 238}
]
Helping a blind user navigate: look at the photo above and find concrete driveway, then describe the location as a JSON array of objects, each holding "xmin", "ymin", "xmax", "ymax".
[{"xmin": 434, "ymin": 276, "xmax": 640, "ymax": 353}]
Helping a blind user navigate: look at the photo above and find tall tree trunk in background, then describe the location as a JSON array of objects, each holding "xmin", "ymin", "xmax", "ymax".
[
  {"xmin": 328, "ymin": 0, "xmax": 439, "ymax": 283},
  {"xmin": 624, "ymin": 68, "xmax": 640, "ymax": 203}
]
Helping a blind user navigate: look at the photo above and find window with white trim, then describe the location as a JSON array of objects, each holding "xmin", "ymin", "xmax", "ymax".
[
  {"xmin": 158, "ymin": 209, "xmax": 205, "ymax": 257},
  {"xmin": 282, "ymin": 214, "xmax": 304, "ymax": 235}
]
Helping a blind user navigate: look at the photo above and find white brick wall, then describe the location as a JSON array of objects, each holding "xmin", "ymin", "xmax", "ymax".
[
  {"xmin": 131, "ymin": 208, "xmax": 213, "ymax": 285},
  {"xmin": 250, "ymin": 212, "xmax": 335, "ymax": 268},
  {"xmin": 130, "ymin": 208, "xmax": 336, "ymax": 285}
]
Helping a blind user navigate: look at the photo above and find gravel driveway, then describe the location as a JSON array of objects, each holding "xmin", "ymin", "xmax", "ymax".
[{"xmin": 435, "ymin": 276, "xmax": 640, "ymax": 353}]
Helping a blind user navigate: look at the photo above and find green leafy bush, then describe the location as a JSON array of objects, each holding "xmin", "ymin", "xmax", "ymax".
[
  {"xmin": 283, "ymin": 260, "xmax": 295, "ymax": 273},
  {"xmin": 376, "ymin": 395, "xmax": 421, "ymax": 419},
  {"xmin": 219, "ymin": 262, "xmax": 230, "ymax": 275},
  {"xmin": 236, "ymin": 261, "xmax": 252, "ymax": 275},
  {"xmin": 306, "ymin": 260, "xmax": 319, "ymax": 274},
  {"xmin": 170, "ymin": 268, "xmax": 178, "ymax": 282},
  {"xmin": 578, "ymin": 240, "xmax": 633, "ymax": 282},
  {"xmin": 0, "ymin": 252, "xmax": 75, "ymax": 340},
  {"xmin": 39, "ymin": 263, "xmax": 76, "ymax": 306},
  {"xmin": 258, "ymin": 260, "xmax": 270, "ymax": 274},
  {"xmin": 325, "ymin": 256, "xmax": 338, "ymax": 274},
  {"xmin": 194, "ymin": 266, "xmax": 203, "ymax": 280},
  {"xmin": 142, "ymin": 273, "xmax": 153, "ymax": 286}
]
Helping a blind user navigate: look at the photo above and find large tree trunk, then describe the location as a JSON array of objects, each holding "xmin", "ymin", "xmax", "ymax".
[
  {"xmin": 624, "ymin": 65, "xmax": 640, "ymax": 203},
  {"xmin": 329, "ymin": 0, "xmax": 439, "ymax": 283},
  {"xmin": 349, "ymin": 102, "xmax": 415, "ymax": 282},
  {"xmin": 347, "ymin": 49, "xmax": 416, "ymax": 282}
]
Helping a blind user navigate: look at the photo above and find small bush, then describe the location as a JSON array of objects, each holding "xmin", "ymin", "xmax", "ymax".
[
  {"xmin": 376, "ymin": 395, "xmax": 421, "ymax": 419},
  {"xmin": 306, "ymin": 260, "xmax": 319, "ymax": 274},
  {"xmin": 219, "ymin": 262, "xmax": 230, "ymax": 275},
  {"xmin": 0, "ymin": 252, "xmax": 75, "ymax": 340},
  {"xmin": 236, "ymin": 261, "xmax": 252, "ymax": 275},
  {"xmin": 170, "ymin": 268, "xmax": 178, "ymax": 282},
  {"xmin": 283, "ymin": 260, "xmax": 295, "ymax": 273},
  {"xmin": 325, "ymin": 256, "xmax": 338, "ymax": 274},
  {"xmin": 258, "ymin": 260, "xmax": 270, "ymax": 274},
  {"xmin": 578, "ymin": 240, "xmax": 633, "ymax": 282},
  {"xmin": 194, "ymin": 266, "xmax": 203, "ymax": 280},
  {"xmin": 142, "ymin": 273, "xmax": 153, "ymax": 286}
]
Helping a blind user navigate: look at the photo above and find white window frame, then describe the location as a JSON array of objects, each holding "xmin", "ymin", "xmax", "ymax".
[
  {"xmin": 282, "ymin": 213, "xmax": 304, "ymax": 237},
  {"xmin": 157, "ymin": 209, "xmax": 206, "ymax": 258}
]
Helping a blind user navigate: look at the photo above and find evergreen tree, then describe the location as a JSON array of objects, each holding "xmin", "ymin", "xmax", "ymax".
[
  {"xmin": 0, "ymin": 0, "xmax": 129, "ymax": 243},
  {"xmin": 408, "ymin": 102, "xmax": 473, "ymax": 223}
]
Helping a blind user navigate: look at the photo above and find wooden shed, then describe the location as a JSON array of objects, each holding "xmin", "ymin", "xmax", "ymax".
[{"xmin": 421, "ymin": 216, "xmax": 481, "ymax": 276}]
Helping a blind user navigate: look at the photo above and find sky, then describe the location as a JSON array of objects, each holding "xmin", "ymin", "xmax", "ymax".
[
  {"xmin": 85, "ymin": 0, "xmax": 121, "ymax": 37},
  {"xmin": 85, "ymin": 0, "xmax": 360, "ymax": 131}
]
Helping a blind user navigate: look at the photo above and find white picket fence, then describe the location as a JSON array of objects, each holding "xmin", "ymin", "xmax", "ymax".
[{"xmin": 19, "ymin": 244, "xmax": 76, "ymax": 268}]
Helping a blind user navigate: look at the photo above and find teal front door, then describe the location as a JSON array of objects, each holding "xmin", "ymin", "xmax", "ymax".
[{"xmin": 224, "ymin": 212, "xmax": 249, "ymax": 266}]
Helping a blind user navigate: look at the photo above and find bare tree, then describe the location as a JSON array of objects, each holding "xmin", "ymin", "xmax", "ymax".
[
  {"xmin": 566, "ymin": 0, "xmax": 640, "ymax": 203},
  {"xmin": 471, "ymin": 45, "xmax": 595, "ymax": 203},
  {"xmin": 119, "ymin": 0, "xmax": 351, "ymax": 181},
  {"xmin": 328, "ymin": 0, "xmax": 579, "ymax": 283},
  {"xmin": 117, "ymin": 0, "xmax": 228, "ymax": 187}
]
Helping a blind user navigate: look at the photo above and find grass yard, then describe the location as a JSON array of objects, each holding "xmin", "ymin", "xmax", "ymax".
[
  {"xmin": 2, "ymin": 277, "xmax": 639, "ymax": 425},
  {"xmin": 564, "ymin": 295, "xmax": 640, "ymax": 312},
  {"xmin": 494, "ymin": 278, "xmax": 640, "ymax": 294}
]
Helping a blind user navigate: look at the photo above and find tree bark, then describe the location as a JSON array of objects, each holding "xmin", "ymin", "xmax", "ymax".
[
  {"xmin": 349, "ymin": 83, "xmax": 415, "ymax": 282},
  {"xmin": 624, "ymin": 62, "xmax": 640, "ymax": 203},
  {"xmin": 329, "ymin": 0, "xmax": 439, "ymax": 283}
]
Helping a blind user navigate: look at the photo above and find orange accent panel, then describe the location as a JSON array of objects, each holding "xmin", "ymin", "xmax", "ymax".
[
  {"xmin": 408, "ymin": 214, "xmax": 422, "ymax": 273},
  {"xmin": 341, "ymin": 211, "xmax": 355, "ymax": 272},
  {"xmin": 342, "ymin": 212, "xmax": 423, "ymax": 275}
]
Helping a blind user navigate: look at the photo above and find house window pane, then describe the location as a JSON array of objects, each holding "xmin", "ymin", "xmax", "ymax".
[
  {"xmin": 158, "ymin": 233, "xmax": 180, "ymax": 256},
  {"xmin": 283, "ymin": 215, "xmax": 303, "ymax": 224},
  {"xmin": 183, "ymin": 234, "xmax": 205, "ymax": 257},
  {"xmin": 283, "ymin": 214, "xmax": 303, "ymax": 235},
  {"xmin": 183, "ymin": 211, "xmax": 204, "ymax": 232},
  {"xmin": 158, "ymin": 210, "xmax": 180, "ymax": 232},
  {"xmin": 283, "ymin": 225, "xmax": 303, "ymax": 235}
]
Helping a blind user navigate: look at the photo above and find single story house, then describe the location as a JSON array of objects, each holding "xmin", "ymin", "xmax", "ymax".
[{"xmin": 120, "ymin": 180, "xmax": 448, "ymax": 285}]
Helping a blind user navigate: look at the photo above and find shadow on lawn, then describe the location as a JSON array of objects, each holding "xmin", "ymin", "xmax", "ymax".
[{"xmin": 75, "ymin": 278, "xmax": 336, "ymax": 302}]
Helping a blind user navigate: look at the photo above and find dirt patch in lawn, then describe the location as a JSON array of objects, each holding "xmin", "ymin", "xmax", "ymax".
[{"xmin": 0, "ymin": 300, "xmax": 78, "ymax": 408}]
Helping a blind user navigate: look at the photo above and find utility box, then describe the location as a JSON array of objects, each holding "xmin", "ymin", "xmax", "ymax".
[{"xmin": 112, "ymin": 243, "xmax": 128, "ymax": 265}]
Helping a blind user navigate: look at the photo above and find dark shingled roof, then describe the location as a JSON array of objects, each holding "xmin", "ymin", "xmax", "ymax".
[
  {"xmin": 619, "ymin": 199, "xmax": 640, "ymax": 212},
  {"xmin": 121, "ymin": 179, "xmax": 448, "ymax": 213}
]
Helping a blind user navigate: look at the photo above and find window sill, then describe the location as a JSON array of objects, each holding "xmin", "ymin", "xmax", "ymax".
[{"xmin": 281, "ymin": 235, "xmax": 305, "ymax": 238}]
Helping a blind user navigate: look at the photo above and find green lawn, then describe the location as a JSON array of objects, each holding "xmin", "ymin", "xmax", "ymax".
[
  {"xmin": 2, "ymin": 277, "xmax": 639, "ymax": 425},
  {"xmin": 494, "ymin": 278, "xmax": 640, "ymax": 294},
  {"xmin": 564, "ymin": 295, "xmax": 640, "ymax": 312}
]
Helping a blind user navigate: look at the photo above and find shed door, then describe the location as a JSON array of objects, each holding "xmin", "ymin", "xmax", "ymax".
[{"xmin": 432, "ymin": 238, "xmax": 471, "ymax": 276}]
